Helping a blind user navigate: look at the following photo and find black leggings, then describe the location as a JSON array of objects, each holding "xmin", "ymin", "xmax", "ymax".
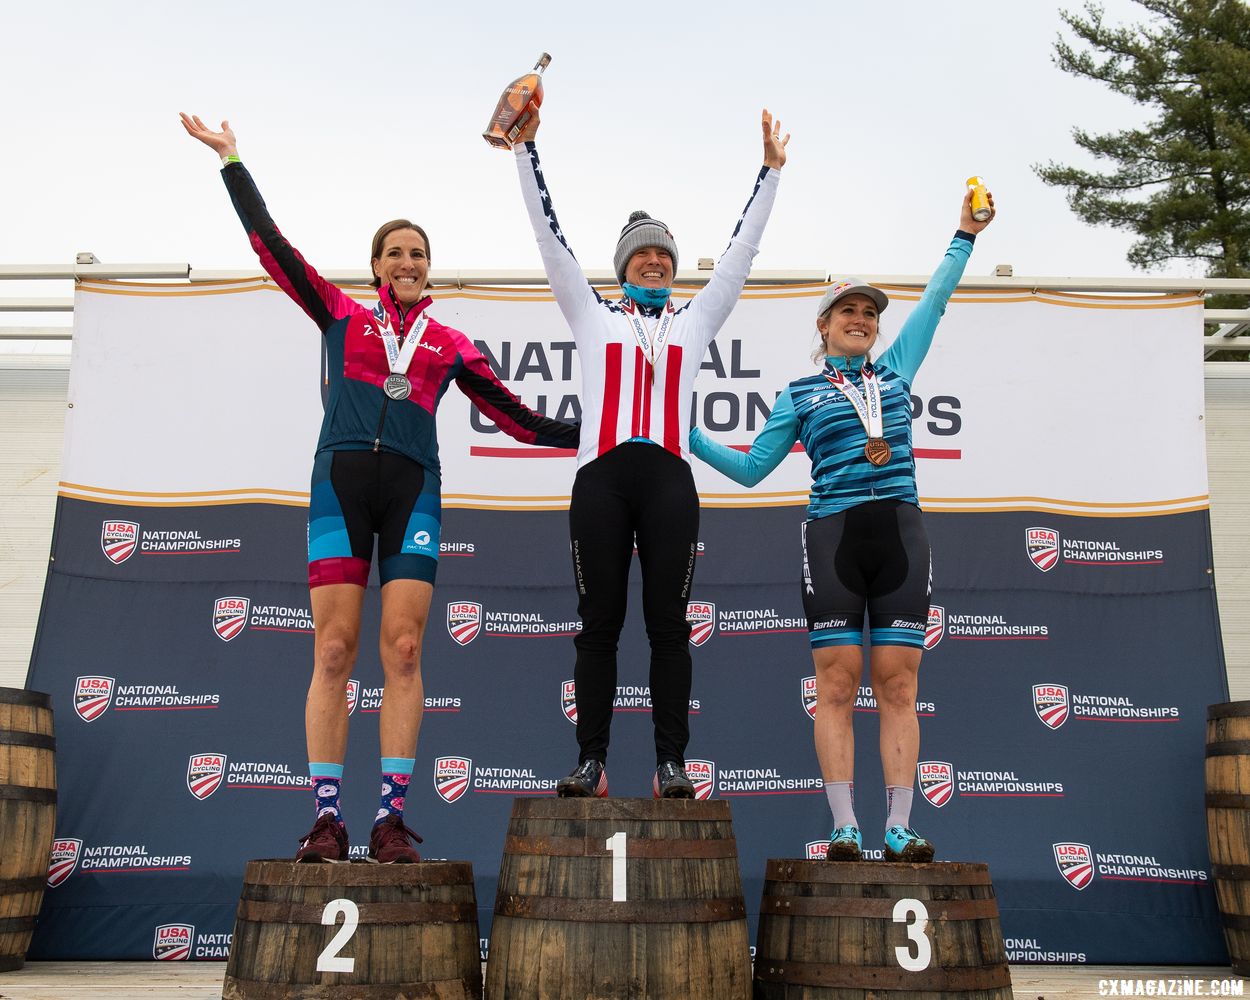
[{"xmin": 568, "ymin": 443, "xmax": 699, "ymax": 767}]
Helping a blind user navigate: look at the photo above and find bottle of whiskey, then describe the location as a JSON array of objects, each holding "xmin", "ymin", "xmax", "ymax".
[{"xmin": 483, "ymin": 53, "xmax": 552, "ymax": 150}]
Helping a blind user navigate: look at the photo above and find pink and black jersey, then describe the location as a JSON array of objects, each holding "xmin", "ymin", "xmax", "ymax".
[
  {"xmin": 222, "ymin": 162, "xmax": 578, "ymax": 473},
  {"xmin": 513, "ymin": 142, "xmax": 779, "ymax": 468}
]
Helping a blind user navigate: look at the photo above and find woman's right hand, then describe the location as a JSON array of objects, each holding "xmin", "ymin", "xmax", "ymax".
[
  {"xmin": 514, "ymin": 105, "xmax": 540, "ymax": 145},
  {"xmin": 179, "ymin": 113, "xmax": 238, "ymax": 159}
]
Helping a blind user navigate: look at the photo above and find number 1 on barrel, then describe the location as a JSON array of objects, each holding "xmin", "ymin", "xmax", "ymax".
[{"xmin": 606, "ymin": 832, "xmax": 627, "ymax": 902}]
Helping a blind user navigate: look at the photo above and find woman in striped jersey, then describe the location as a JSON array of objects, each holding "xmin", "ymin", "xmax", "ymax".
[
  {"xmin": 690, "ymin": 187, "xmax": 995, "ymax": 860},
  {"xmin": 512, "ymin": 107, "xmax": 788, "ymax": 798}
]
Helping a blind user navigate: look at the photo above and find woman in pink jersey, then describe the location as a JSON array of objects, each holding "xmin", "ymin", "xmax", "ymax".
[{"xmin": 511, "ymin": 108, "xmax": 788, "ymax": 797}]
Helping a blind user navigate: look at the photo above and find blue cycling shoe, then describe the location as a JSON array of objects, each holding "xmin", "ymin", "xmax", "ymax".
[
  {"xmin": 884, "ymin": 825, "xmax": 935, "ymax": 863},
  {"xmin": 826, "ymin": 824, "xmax": 863, "ymax": 861}
]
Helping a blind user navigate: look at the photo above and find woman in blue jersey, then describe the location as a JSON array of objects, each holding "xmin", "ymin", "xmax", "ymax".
[{"xmin": 690, "ymin": 187, "xmax": 994, "ymax": 862}]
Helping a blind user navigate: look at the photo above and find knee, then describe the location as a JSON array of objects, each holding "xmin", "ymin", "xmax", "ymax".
[
  {"xmin": 314, "ymin": 633, "xmax": 356, "ymax": 683},
  {"xmin": 819, "ymin": 669, "xmax": 859, "ymax": 709},
  {"xmin": 384, "ymin": 630, "xmax": 424, "ymax": 675},
  {"xmin": 876, "ymin": 672, "xmax": 918, "ymax": 712}
]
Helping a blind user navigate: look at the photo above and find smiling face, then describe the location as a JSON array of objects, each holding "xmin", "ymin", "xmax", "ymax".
[
  {"xmin": 817, "ymin": 293, "xmax": 880, "ymax": 358},
  {"xmin": 624, "ymin": 246, "xmax": 674, "ymax": 289},
  {"xmin": 372, "ymin": 228, "xmax": 430, "ymax": 307}
]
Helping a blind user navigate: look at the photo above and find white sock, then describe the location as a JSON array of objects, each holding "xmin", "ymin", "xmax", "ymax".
[
  {"xmin": 886, "ymin": 785, "xmax": 913, "ymax": 830},
  {"xmin": 824, "ymin": 781, "xmax": 857, "ymax": 829}
]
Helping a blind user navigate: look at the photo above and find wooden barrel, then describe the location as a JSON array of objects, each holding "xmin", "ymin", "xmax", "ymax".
[
  {"xmin": 754, "ymin": 859, "xmax": 1012, "ymax": 1000},
  {"xmin": 486, "ymin": 797, "xmax": 750, "ymax": 1000},
  {"xmin": 0, "ymin": 687, "xmax": 56, "ymax": 973},
  {"xmin": 221, "ymin": 859, "xmax": 482, "ymax": 1000},
  {"xmin": 1205, "ymin": 700, "xmax": 1250, "ymax": 973}
]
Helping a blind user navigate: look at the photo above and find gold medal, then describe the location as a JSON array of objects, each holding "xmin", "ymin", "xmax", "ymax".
[{"xmin": 865, "ymin": 438, "xmax": 891, "ymax": 466}]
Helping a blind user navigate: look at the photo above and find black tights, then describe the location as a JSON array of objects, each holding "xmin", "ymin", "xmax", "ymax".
[{"xmin": 568, "ymin": 443, "xmax": 699, "ymax": 766}]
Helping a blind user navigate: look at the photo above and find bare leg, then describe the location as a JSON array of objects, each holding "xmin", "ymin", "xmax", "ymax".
[
  {"xmin": 869, "ymin": 645, "xmax": 923, "ymax": 787},
  {"xmin": 811, "ymin": 645, "xmax": 864, "ymax": 781},
  {"xmin": 377, "ymin": 579, "xmax": 433, "ymax": 758},
  {"xmin": 306, "ymin": 584, "xmax": 365, "ymax": 763}
]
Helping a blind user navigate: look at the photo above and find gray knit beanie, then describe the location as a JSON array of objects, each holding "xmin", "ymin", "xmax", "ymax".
[{"xmin": 613, "ymin": 211, "xmax": 679, "ymax": 286}]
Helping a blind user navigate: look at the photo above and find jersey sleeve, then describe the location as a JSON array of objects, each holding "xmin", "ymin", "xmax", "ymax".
[
  {"xmin": 688, "ymin": 389, "xmax": 798, "ymax": 487},
  {"xmin": 684, "ymin": 166, "xmax": 780, "ymax": 348},
  {"xmin": 220, "ymin": 162, "xmax": 357, "ymax": 332},
  {"xmin": 878, "ymin": 231, "xmax": 975, "ymax": 383},
  {"xmin": 513, "ymin": 142, "xmax": 602, "ymax": 333},
  {"xmin": 454, "ymin": 337, "xmax": 579, "ymax": 450}
]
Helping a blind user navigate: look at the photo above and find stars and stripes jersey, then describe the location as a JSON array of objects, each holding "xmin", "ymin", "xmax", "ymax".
[
  {"xmin": 514, "ymin": 141, "xmax": 779, "ymax": 468},
  {"xmin": 220, "ymin": 162, "xmax": 578, "ymax": 475},
  {"xmin": 689, "ymin": 233, "xmax": 975, "ymax": 519}
]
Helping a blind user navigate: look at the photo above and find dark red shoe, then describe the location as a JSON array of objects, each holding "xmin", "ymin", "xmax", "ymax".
[
  {"xmin": 368, "ymin": 814, "xmax": 423, "ymax": 863},
  {"xmin": 295, "ymin": 813, "xmax": 349, "ymax": 863}
]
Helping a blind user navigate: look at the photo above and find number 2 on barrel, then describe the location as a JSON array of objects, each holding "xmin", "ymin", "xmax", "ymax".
[
  {"xmin": 316, "ymin": 898, "xmax": 359, "ymax": 973},
  {"xmin": 892, "ymin": 898, "xmax": 932, "ymax": 971},
  {"xmin": 606, "ymin": 832, "xmax": 627, "ymax": 902}
]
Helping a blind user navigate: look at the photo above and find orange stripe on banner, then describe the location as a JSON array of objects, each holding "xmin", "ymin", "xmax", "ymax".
[
  {"xmin": 59, "ymin": 481, "xmax": 307, "ymax": 499},
  {"xmin": 924, "ymin": 494, "xmax": 1209, "ymax": 509}
]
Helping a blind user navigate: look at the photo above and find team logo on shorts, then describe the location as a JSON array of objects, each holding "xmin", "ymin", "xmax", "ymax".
[
  {"xmin": 74, "ymin": 675, "xmax": 115, "ymax": 722},
  {"xmin": 924, "ymin": 606, "xmax": 945, "ymax": 650},
  {"xmin": 345, "ymin": 679, "xmax": 359, "ymax": 717},
  {"xmin": 1033, "ymin": 683, "xmax": 1069, "ymax": 729},
  {"xmin": 447, "ymin": 602, "xmax": 481, "ymax": 646},
  {"xmin": 918, "ymin": 760, "xmax": 954, "ymax": 807},
  {"xmin": 186, "ymin": 753, "xmax": 226, "ymax": 800},
  {"xmin": 561, "ymin": 679, "xmax": 578, "ymax": 724},
  {"xmin": 434, "ymin": 756, "xmax": 472, "ymax": 803},
  {"xmin": 805, "ymin": 840, "xmax": 830, "ymax": 860},
  {"xmin": 153, "ymin": 923, "xmax": 194, "ymax": 961},
  {"xmin": 801, "ymin": 675, "xmax": 818, "ymax": 720},
  {"xmin": 46, "ymin": 838, "xmax": 83, "ymax": 888},
  {"xmin": 213, "ymin": 597, "xmax": 249, "ymax": 642},
  {"xmin": 1054, "ymin": 842, "xmax": 1094, "ymax": 890},
  {"xmin": 1027, "ymin": 527, "xmax": 1060, "ymax": 573},
  {"xmin": 686, "ymin": 602, "xmax": 715, "ymax": 647},
  {"xmin": 100, "ymin": 520, "xmax": 139, "ymax": 564},
  {"xmin": 686, "ymin": 759, "xmax": 715, "ymax": 800}
]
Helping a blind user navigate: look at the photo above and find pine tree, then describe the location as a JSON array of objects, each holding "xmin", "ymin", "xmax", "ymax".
[{"xmin": 1035, "ymin": 0, "xmax": 1250, "ymax": 279}]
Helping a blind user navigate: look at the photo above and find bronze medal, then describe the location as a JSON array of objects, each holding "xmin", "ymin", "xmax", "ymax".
[{"xmin": 864, "ymin": 438, "xmax": 891, "ymax": 466}]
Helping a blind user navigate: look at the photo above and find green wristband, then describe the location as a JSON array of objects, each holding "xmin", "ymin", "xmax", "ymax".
[{"xmin": 220, "ymin": 154, "xmax": 241, "ymax": 168}]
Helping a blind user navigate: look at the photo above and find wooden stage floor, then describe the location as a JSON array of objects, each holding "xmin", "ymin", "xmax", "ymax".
[{"xmin": 0, "ymin": 963, "xmax": 1244, "ymax": 1000}]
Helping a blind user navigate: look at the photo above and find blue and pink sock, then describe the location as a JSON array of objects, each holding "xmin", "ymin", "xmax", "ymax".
[{"xmin": 375, "ymin": 757, "xmax": 415, "ymax": 826}]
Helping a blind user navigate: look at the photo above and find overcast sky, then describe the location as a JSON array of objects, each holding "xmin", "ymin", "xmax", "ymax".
[{"xmin": 4, "ymin": 0, "xmax": 1170, "ymax": 286}]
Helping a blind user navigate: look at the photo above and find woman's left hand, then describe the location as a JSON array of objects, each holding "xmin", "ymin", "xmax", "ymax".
[
  {"xmin": 762, "ymin": 108, "xmax": 789, "ymax": 169},
  {"xmin": 962, "ymin": 187, "xmax": 996, "ymax": 234}
]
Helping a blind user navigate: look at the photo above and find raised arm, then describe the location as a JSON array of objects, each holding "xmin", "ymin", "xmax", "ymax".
[
  {"xmin": 456, "ymin": 340, "xmax": 579, "ymax": 450},
  {"xmin": 179, "ymin": 113, "xmax": 355, "ymax": 332},
  {"xmin": 686, "ymin": 109, "xmax": 788, "ymax": 339},
  {"xmin": 511, "ymin": 109, "xmax": 601, "ymax": 330},
  {"xmin": 879, "ymin": 187, "xmax": 996, "ymax": 383},
  {"xmin": 688, "ymin": 391, "xmax": 799, "ymax": 487}
]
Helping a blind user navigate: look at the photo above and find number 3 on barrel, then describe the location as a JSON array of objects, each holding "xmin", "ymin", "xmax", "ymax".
[
  {"xmin": 892, "ymin": 898, "xmax": 931, "ymax": 971},
  {"xmin": 316, "ymin": 898, "xmax": 360, "ymax": 973},
  {"xmin": 606, "ymin": 832, "xmax": 627, "ymax": 902}
]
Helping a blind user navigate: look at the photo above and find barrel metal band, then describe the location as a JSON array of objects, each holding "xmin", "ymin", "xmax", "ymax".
[
  {"xmin": 0, "ymin": 730, "xmax": 55, "ymax": 751},
  {"xmin": 0, "ymin": 784, "xmax": 56, "ymax": 804},
  {"xmin": 0, "ymin": 915, "xmax": 37, "ymax": 934},
  {"xmin": 753, "ymin": 958, "xmax": 1012, "ymax": 991},
  {"xmin": 1206, "ymin": 741, "xmax": 1250, "ymax": 757},
  {"xmin": 236, "ymin": 899, "xmax": 477, "ymax": 925},
  {"xmin": 765, "ymin": 860, "xmax": 991, "ymax": 887},
  {"xmin": 244, "ymin": 859, "xmax": 473, "ymax": 888},
  {"xmin": 1214, "ymin": 863, "xmax": 1250, "ymax": 880},
  {"xmin": 0, "ymin": 876, "xmax": 49, "ymax": 894},
  {"xmin": 494, "ymin": 894, "xmax": 745, "ymax": 923},
  {"xmin": 1209, "ymin": 703, "xmax": 1250, "ymax": 720},
  {"xmin": 1206, "ymin": 793, "xmax": 1250, "ymax": 809},
  {"xmin": 504, "ymin": 834, "xmax": 738, "ymax": 859},
  {"xmin": 222, "ymin": 975, "xmax": 477, "ymax": 999},
  {"xmin": 1221, "ymin": 912, "xmax": 1250, "ymax": 931},
  {"xmin": 0, "ymin": 689, "xmax": 52, "ymax": 709},
  {"xmin": 761, "ymin": 893, "xmax": 999, "ymax": 921}
]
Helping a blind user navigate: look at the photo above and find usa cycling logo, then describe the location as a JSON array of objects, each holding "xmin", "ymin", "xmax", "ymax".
[
  {"xmin": 1054, "ymin": 842, "xmax": 1094, "ymax": 890},
  {"xmin": 1034, "ymin": 684, "xmax": 1069, "ymax": 729},
  {"xmin": 1027, "ymin": 527, "xmax": 1060, "ymax": 572},
  {"xmin": 806, "ymin": 840, "xmax": 829, "ymax": 860},
  {"xmin": 561, "ymin": 679, "xmax": 577, "ymax": 724},
  {"xmin": 447, "ymin": 602, "xmax": 481, "ymax": 646},
  {"xmin": 918, "ymin": 760, "xmax": 954, "ymax": 807},
  {"xmin": 924, "ymin": 606, "xmax": 945, "ymax": 650},
  {"xmin": 74, "ymin": 675, "xmax": 115, "ymax": 722},
  {"xmin": 346, "ymin": 679, "xmax": 359, "ymax": 717},
  {"xmin": 101, "ymin": 520, "xmax": 139, "ymax": 564},
  {"xmin": 186, "ymin": 753, "xmax": 226, "ymax": 800},
  {"xmin": 686, "ymin": 759, "xmax": 715, "ymax": 800},
  {"xmin": 213, "ymin": 597, "xmax": 249, "ymax": 642},
  {"xmin": 687, "ymin": 602, "xmax": 715, "ymax": 647},
  {"xmin": 434, "ymin": 756, "xmax": 472, "ymax": 803},
  {"xmin": 801, "ymin": 676, "xmax": 818, "ymax": 719},
  {"xmin": 154, "ymin": 923, "xmax": 194, "ymax": 961},
  {"xmin": 46, "ymin": 838, "xmax": 83, "ymax": 888}
]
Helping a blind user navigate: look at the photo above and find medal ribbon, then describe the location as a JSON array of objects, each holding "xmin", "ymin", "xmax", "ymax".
[
  {"xmin": 621, "ymin": 299, "xmax": 676, "ymax": 367},
  {"xmin": 823, "ymin": 362, "xmax": 884, "ymax": 442},
  {"xmin": 380, "ymin": 310, "xmax": 430, "ymax": 378}
]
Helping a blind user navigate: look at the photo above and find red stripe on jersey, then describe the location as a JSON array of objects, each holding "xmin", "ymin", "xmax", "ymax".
[
  {"xmin": 663, "ymin": 344, "xmax": 683, "ymax": 453},
  {"xmin": 640, "ymin": 349, "xmax": 654, "ymax": 439},
  {"xmin": 599, "ymin": 343, "xmax": 623, "ymax": 457},
  {"xmin": 630, "ymin": 348, "xmax": 645, "ymax": 438}
]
